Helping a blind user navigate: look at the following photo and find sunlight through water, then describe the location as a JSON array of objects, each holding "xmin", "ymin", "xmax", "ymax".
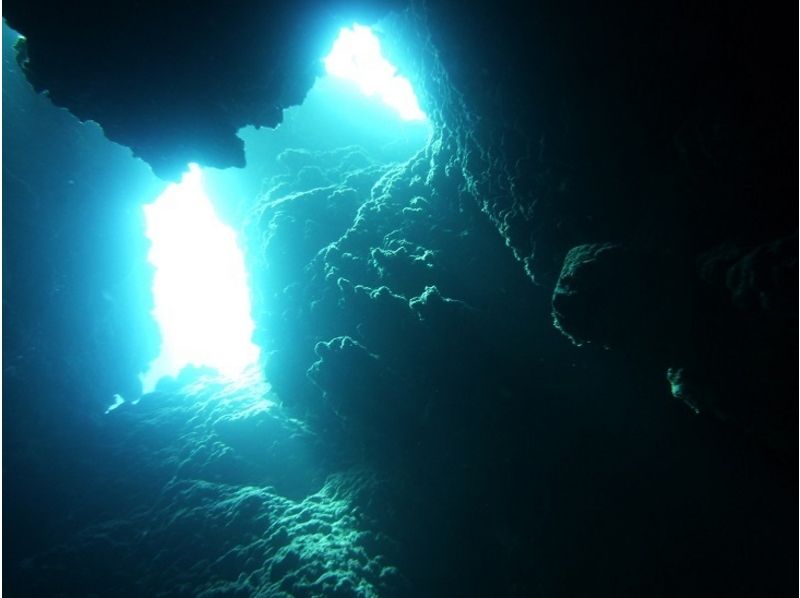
[
  {"xmin": 140, "ymin": 164, "xmax": 260, "ymax": 393},
  {"xmin": 324, "ymin": 24, "xmax": 426, "ymax": 121}
]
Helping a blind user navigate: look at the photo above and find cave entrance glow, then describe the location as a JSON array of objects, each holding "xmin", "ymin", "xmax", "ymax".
[
  {"xmin": 324, "ymin": 24, "xmax": 425, "ymax": 121},
  {"xmin": 140, "ymin": 164, "xmax": 260, "ymax": 393}
]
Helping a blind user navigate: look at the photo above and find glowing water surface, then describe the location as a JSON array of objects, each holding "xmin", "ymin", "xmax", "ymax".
[
  {"xmin": 324, "ymin": 24, "xmax": 426, "ymax": 121},
  {"xmin": 140, "ymin": 164, "xmax": 259, "ymax": 393}
]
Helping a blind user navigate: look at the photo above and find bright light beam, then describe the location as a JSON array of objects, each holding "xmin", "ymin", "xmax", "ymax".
[
  {"xmin": 324, "ymin": 24, "xmax": 426, "ymax": 121},
  {"xmin": 140, "ymin": 164, "xmax": 260, "ymax": 393}
]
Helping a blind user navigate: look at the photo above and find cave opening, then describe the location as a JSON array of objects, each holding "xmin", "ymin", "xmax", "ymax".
[
  {"xmin": 4, "ymin": 2, "xmax": 797, "ymax": 595},
  {"xmin": 140, "ymin": 20, "xmax": 431, "ymax": 395},
  {"xmin": 324, "ymin": 24, "xmax": 426, "ymax": 122},
  {"xmin": 140, "ymin": 164, "xmax": 261, "ymax": 393}
]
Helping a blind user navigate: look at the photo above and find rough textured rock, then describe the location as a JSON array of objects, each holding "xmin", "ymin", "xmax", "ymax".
[
  {"xmin": 244, "ymin": 114, "xmax": 795, "ymax": 594},
  {"xmin": 3, "ymin": 1, "xmax": 797, "ymax": 597},
  {"xmin": 551, "ymin": 243, "xmax": 689, "ymax": 350},
  {"xmin": 13, "ymin": 372, "xmax": 404, "ymax": 597},
  {"xmin": 402, "ymin": 0, "xmax": 797, "ymax": 455},
  {"xmin": 550, "ymin": 235, "xmax": 797, "ymax": 452},
  {"xmin": 4, "ymin": 0, "xmax": 402, "ymax": 180}
]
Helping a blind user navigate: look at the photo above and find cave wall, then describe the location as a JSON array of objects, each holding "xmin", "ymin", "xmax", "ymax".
[
  {"xmin": 421, "ymin": 0, "xmax": 796, "ymax": 277},
  {"xmin": 247, "ymin": 3, "xmax": 797, "ymax": 591},
  {"xmin": 408, "ymin": 0, "xmax": 798, "ymax": 451},
  {"xmin": 243, "ymin": 76, "xmax": 795, "ymax": 596},
  {"xmin": 3, "ymin": 24, "xmax": 167, "ymax": 559},
  {"xmin": 2, "ymin": 0, "xmax": 797, "ymax": 596}
]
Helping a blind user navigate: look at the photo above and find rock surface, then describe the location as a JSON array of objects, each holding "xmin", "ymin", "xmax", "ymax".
[
  {"xmin": 4, "ymin": 0, "xmax": 402, "ymax": 180},
  {"xmin": 3, "ymin": 1, "xmax": 796, "ymax": 596}
]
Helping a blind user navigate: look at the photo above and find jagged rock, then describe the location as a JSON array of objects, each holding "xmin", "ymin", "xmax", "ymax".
[
  {"xmin": 4, "ymin": 2, "xmax": 796, "ymax": 596},
  {"xmin": 551, "ymin": 243, "xmax": 688, "ymax": 353},
  {"xmin": 4, "ymin": 0, "xmax": 402, "ymax": 180}
]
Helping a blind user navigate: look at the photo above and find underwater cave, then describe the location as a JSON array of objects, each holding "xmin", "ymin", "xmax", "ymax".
[{"xmin": 2, "ymin": 1, "xmax": 797, "ymax": 597}]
